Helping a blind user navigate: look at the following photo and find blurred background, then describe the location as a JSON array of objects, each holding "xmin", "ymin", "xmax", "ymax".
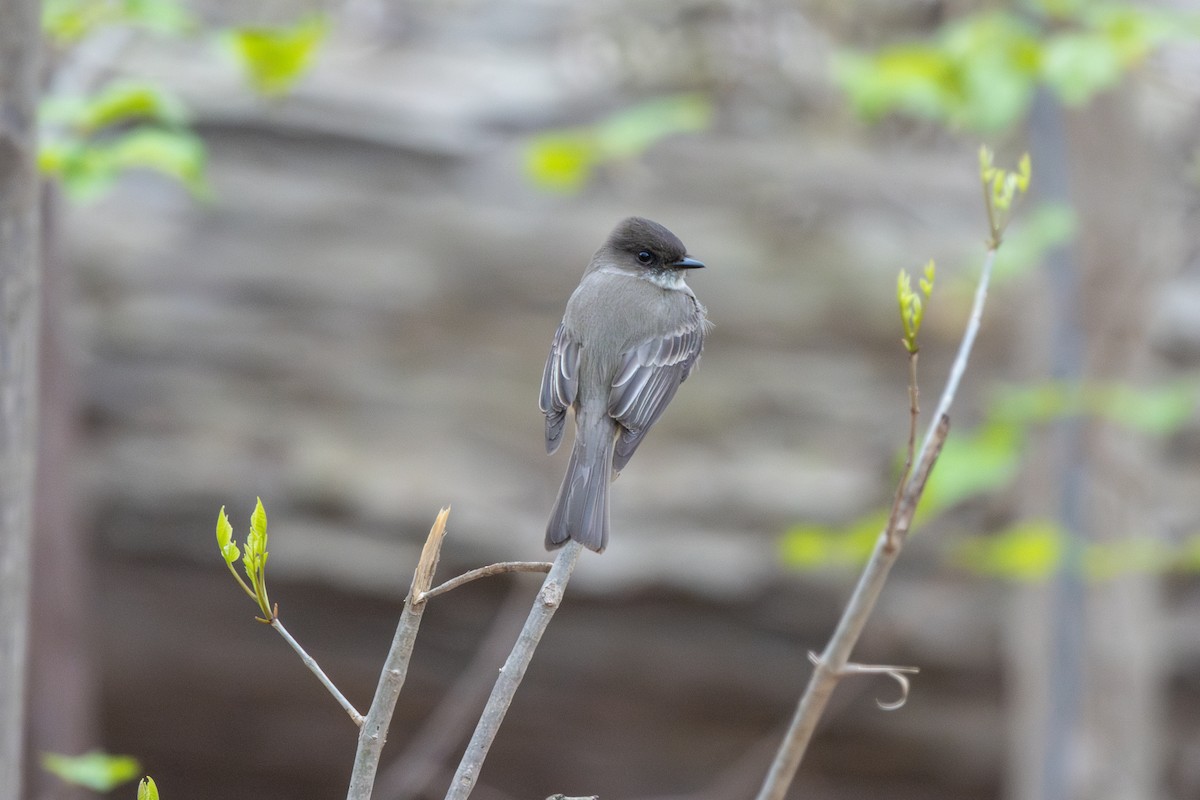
[{"xmin": 17, "ymin": 0, "xmax": 1200, "ymax": 798}]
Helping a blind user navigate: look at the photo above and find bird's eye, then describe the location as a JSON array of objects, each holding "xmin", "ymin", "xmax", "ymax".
[{"xmin": 636, "ymin": 251, "xmax": 654, "ymax": 265}]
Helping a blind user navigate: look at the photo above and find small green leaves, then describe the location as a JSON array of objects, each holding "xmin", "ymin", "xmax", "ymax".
[
  {"xmin": 228, "ymin": 16, "xmax": 327, "ymax": 96},
  {"xmin": 952, "ymin": 520, "xmax": 1064, "ymax": 580},
  {"xmin": 979, "ymin": 146, "xmax": 1033, "ymax": 246},
  {"xmin": 43, "ymin": 0, "xmax": 195, "ymax": 42},
  {"xmin": 42, "ymin": 751, "xmax": 141, "ymax": 792},
  {"xmin": 215, "ymin": 499, "xmax": 274, "ymax": 620},
  {"xmin": 138, "ymin": 776, "xmax": 160, "ymax": 800},
  {"xmin": 834, "ymin": 5, "xmax": 1198, "ymax": 133},
  {"xmin": 39, "ymin": 81, "xmax": 209, "ymax": 201},
  {"xmin": 780, "ymin": 511, "xmax": 887, "ymax": 570},
  {"xmin": 525, "ymin": 94, "xmax": 713, "ymax": 193},
  {"xmin": 897, "ymin": 260, "xmax": 935, "ymax": 353},
  {"xmin": 216, "ymin": 506, "xmax": 238, "ymax": 564},
  {"xmin": 41, "ymin": 82, "xmax": 188, "ymax": 135}
]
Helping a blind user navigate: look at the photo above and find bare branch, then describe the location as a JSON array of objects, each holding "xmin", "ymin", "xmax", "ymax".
[
  {"xmin": 376, "ymin": 586, "xmax": 534, "ymax": 799},
  {"xmin": 754, "ymin": 245, "xmax": 997, "ymax": 800},
  {"xmin": 886, "ymin": 351, "xmax": 921, "ymax": 550},
  {"xmin": 347, "ymin": 507, "xmax": 451, "ymax": 800},
  {"xmin": 445, "ymin": 541, "xmax": 585, "ymax": 800},
  {"xmin": 271, "ymin": 618, "xmax": 364, "ymax": 726},
  {"xmin": 419, "ymin": 562, "xmax": 553, "ymax": 602}
]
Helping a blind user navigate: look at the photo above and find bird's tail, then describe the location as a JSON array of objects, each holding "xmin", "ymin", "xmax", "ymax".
[{"xmin": 546, "ymin": 415, "xmax": 615, "ymax": 553}]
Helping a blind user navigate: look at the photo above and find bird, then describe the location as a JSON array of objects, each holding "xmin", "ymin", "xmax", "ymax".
[{"xmin": 540, "ymin": 216, "xmax": 709, "ymax": 553}]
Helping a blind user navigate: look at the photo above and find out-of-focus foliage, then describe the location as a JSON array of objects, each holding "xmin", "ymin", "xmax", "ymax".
[
  {"xmin": 995, "ymin": 381, "xmax": 1196, "ymax": 436},
  {"xmin": 42, "ymin": 751, "xmax": 142, "ymax": 792},
  {"xmin": 525, "ymin": 94, "xmax": 713, "ymax": 192},
  {"xmin": 40, "ymin": 81, "xmax": 208, "ymax": 200},
  {"xmin": 40, "ymin": 0, "xmax": 324, "ymax": 200},
  {"xmin": 952, "ymin": 521, "xmax": 1194, "ymax": 581},
  {"xmin": 43, "ymin": 0, "xmax": 194, "ymax": 41},
  {"xmin": 781, "ymin": 510, "xmax": 887, "ymax": 570},
  {"xmin": 990, "ymin": 201, "xmax": 1076, "ymax": 283},
  {"xmin": 226, "ymin": 15, "xmax": 327, "ymax": 97},
  {"xmin": 952, "ymin": 520, "xmax": 1064, "ymax": 580},
  {"xmin": 920, "ymin": 419, "xmax": 1024, "ymax": 513},
  {"xmin": 835, "ymin": 2, "xmax": 1198, "ymax": 131},
  {"xmin": 781, "ymin": 380, "xmax": 1198, "ymax": 578}
]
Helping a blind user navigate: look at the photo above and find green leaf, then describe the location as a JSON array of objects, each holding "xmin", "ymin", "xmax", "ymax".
[
  {"xmin": 138, "ymin": 776, "xmax": 160, "ymax": 800},
  {"xmin": 250, "ymin": 497, "xmax": 268, "ymax": 545},
  {"xmin": 1085, "ymin": 536, "xmax": 1173, "ymax": 580},
  {"xmin": 780, "ymin": 511, "xmax": 887, "ymax": 570},
  {"xmin": 42, "ymin": 0, "xmax": 193, "ymax": 41},
  {"xmin": 1084, "ymin": 6, "xmax": 1191, "ymax": 62},
  {"xmin": 921, "ymin": 420, "xmax": 1024, "ymax": 514},
  {"xmin": 1041, "ymin": 32, "xmax": 1124, "ymax": 105},
  {"xmin": 833, "ymin": 47, "xmax": 957, "ymax": 123},
  {"xmin": 42, "ymin": 751, "xmax": 141, "ymax": 792},
  {"xmin": 108, "ymin": 127, "xmax": 209, "ymax": 197},
  {"xmin": 523, "ymin": 95, "xmax": 712, "ymax": 194},
  {"xmin": 991, "ymin": 201, "xmax": 1076, "ymax": 282},
  {"xmin": 216, "ymin": 506, "xmax": 240, "ymax": 564},
  {"xmin": 592, "ymin": 94, "xmax": 712, "ymax": 160},
  {"xmin": 1085, "ymin": 384, "xmax": 1196, "ymax": 435},
  {"xmin": 995, "ymin": 381, "xmax": 1196, "ymax": 434},
  {"xmin": 229, "ymin": 16, "xmax": 327, "ymax": 96},
  {"xmin": 60, "ymin": 82, "xmax": 188, "ymax": 134},
  {"xmin": 121, "ymin": 0, "xmax": 194, "ymax": 33},
  {"xmin": 952, "ymin": 520, "xmax": 1064, "ymax": 580},
  {"xmin": 524, "ymin": 133, "xmax": 598, "ymax": 193},
  {"xmin": 44, "ymin": 125, "xmax": 209, "ymax": 201}
]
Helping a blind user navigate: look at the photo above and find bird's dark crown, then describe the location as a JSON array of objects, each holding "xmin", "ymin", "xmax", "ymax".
[{"xmin": 605, "ymin": 216, "xmax": 688, "ymax": 267}]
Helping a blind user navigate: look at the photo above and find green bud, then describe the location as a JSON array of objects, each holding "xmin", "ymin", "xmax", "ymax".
[
  {"xmin": 138, "ymin": 777, "xmax": 159, "ymax": 800},
  {"xmin": 1016, "ymin": 153, "xmax": 1032, "ymax": 192},
  {"xmin": 978, "ymin": 145, "xmax": 993, "ymax": 180}
]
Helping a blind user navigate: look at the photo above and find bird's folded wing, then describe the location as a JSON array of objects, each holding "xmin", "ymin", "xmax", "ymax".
[
  {"xmin": 540, "ymin": 322, "xmax": 580, "ymax": 454},
  {"xmin": 608, "ymin": 318, "xmax": 705, "ymax": 471}
]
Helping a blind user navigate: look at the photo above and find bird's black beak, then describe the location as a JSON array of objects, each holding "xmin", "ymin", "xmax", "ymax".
[{"xmin": 671, "ymin": 256, "xmax": 705, "ymax": 269}]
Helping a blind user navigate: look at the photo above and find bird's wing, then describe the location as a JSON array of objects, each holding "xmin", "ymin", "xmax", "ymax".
[
  {"xmin": 540, "ymin": 322, "xmax": 580, "ymax": 454},
  {"xmin": 608, "ymin": 316, "xmax": 705, "ymax": 471}
]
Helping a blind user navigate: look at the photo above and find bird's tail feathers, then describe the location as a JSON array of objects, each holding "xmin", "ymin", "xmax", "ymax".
[{"xmin": 545, "ymin": 418, "xmax": 615, "ymax": 553}]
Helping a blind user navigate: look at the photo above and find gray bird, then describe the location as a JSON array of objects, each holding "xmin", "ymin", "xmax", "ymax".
[{"xmin": 540, "ymin": 217, "xmax": 709, "ymax": 553}]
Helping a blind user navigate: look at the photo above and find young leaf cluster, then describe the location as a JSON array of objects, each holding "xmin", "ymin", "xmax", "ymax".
[
  {"xmin": 216, "ymin": 498, "xmax": 273, "ymax": 621},
  {"xmin": 897, "ymin": 260, "xmax": 935, "ymax": 353},
  {"xmin": 979, "ymin": 147, "xmax": 1031, "ymax": 247}
]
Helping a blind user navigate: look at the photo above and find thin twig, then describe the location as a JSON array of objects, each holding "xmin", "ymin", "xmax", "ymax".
[
  {"xmin": 419, "ymin": 562, "xmax": 553, "ymax": 602},
  {"xmin": 754, "ymin": 246, "xmax": 996, "ymax": 800},
  {"xmin": 445, "ymin": 540, "xmax": 585, "ymax": 800},
  {"xmin": 377, "ymin": 585, "xmax": 533, "ymax": 800},
  {"xmin": 886, "ymin": 351, "xmax": 920, "ymax": 549},
  {"xmin": 347, "ymin": 507, "xmax": 451, "ymax": 800},
  {"xmin": 271, "ymin": 618, "xmax": 364, "ymax": 726}
]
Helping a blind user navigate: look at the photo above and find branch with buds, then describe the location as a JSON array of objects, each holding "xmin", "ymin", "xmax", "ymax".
[{"xmin": 755, "ymin": 148, "xmax": 1030, "ymax": 800}]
